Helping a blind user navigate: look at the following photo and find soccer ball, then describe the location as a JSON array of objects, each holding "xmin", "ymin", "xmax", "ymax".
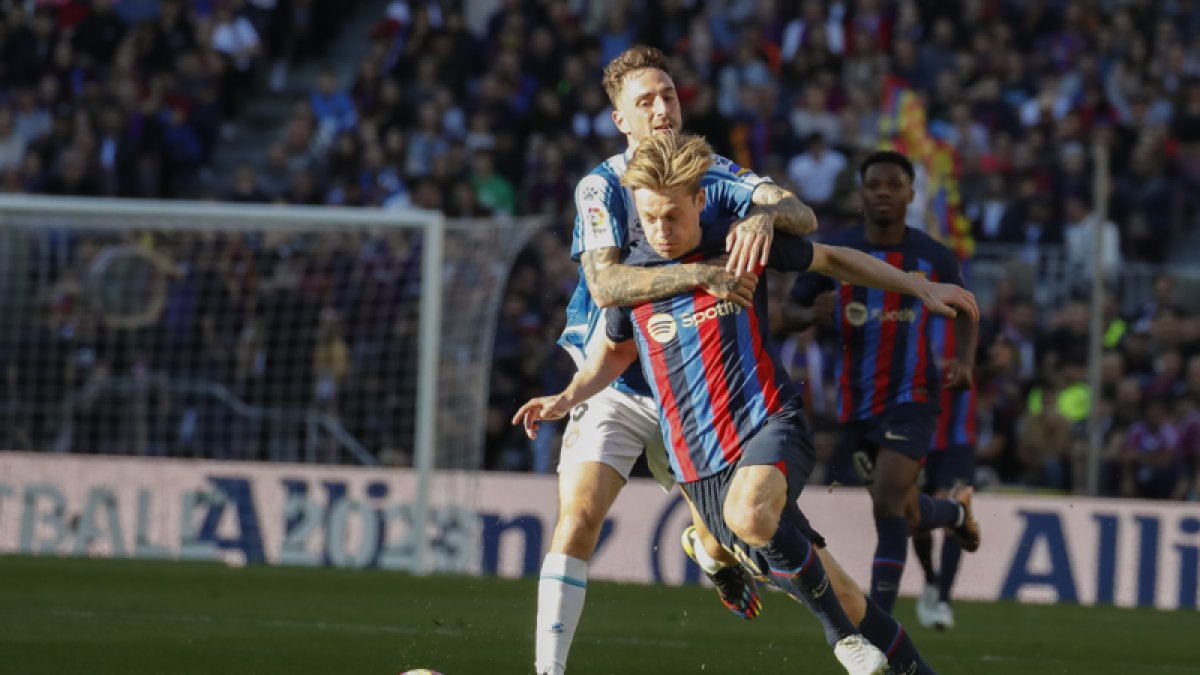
[{"xmin": 399, "ymin": 671, "xmax": 443, "ymax": 675}]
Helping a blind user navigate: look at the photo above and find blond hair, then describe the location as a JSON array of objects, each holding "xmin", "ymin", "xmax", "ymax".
[
  {"xmin": 602, "ymin": 46, "xmax": 671, "ymax": 106},
  {"xmin": 621, "ymin": 133, "xmax": 713, "ymax": 195}
]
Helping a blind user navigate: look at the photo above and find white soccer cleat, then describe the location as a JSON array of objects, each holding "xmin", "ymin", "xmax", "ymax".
[
  {"xmin": 934, "ymin": 601, "xmax": 956, "ymax": 631},
  {"xmin": 834, "ymin": 634, "xmax": 890, "ymax": 675},
  {"xmin": 916, "ymin": 583, "xmax": 939, "ymax": 628}
]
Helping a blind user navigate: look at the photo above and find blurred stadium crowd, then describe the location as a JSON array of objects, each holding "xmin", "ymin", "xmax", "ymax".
[
  {"xmin": 1, "ymin": 0, "xmax": 1199, "ymax": 499},
  {"xmin": 0, "ymin": 0, "xmax": 357, "ymax": 197}
]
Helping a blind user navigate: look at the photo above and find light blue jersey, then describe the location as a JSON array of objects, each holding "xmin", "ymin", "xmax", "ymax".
[{"xmin": 558, "ymin": 150, "xmax": 771, "ymax": 395}]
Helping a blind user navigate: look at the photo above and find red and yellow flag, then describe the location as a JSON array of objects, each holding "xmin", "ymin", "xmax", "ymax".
[{"xmin": 879, "ymin": 78, "xmax": 975, "ymax": 260}]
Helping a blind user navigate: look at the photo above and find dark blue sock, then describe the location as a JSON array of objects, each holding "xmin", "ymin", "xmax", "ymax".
[
  {"xmin": 939, "ymin": 536, "xmax": 963, "ymax": 603},
  {"xmin": 859, "ymin": 596, "xmax": 938, "ymax": 675},
  {"xmin": 917, "ymin": 494, "xmax": 963, "ymax": 530},
  {"xmin": 912, "ymin": 529, "xmax": 938, "ymax": 585},
  {"xmin": 760, "ymin": 522, "xmax": 858, "ymax": 646},
  {"xmin": 870, "ymin": 515, "xmax": 908, "ymax": 613}
]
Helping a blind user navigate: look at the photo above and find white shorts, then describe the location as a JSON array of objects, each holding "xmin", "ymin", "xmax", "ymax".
[{"xmin": 557, "ymin": 386, "xmax": 676, "ymax": 490}]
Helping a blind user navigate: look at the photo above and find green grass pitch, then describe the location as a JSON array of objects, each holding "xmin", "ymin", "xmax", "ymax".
[{"xmin": 1, "ymin": 555, "xmax": 1196, "ymax": 674}]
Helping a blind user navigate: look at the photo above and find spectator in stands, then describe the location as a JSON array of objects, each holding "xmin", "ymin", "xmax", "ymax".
[
  {"xmin": 74, "ymin": 0, "xmax": 126, "ymax": 65},
  {"xmin": 469, "ymin": 149, "xmax": 515, "ymax": 217},
  {"xmin": 313, "ymin": 306, "xmax": 350, "ymax": 410},
  {"xmin": 1175, "ymin": 391, "xmax": 1200, "ymax": 500},
  {"xmin": 787, "ymin": 132, "xmax": 845, "ymax": 216},
  {"xmin": 209, "ymin": 0, "xmax": 262, "ymax": 124},
  {"xmin": 1000, "ymin": 196, "xmax": 1059, "ymax": 265},
  {"xmin": 148, "ymin": 0, "xmax": 197, "ymax": 68},
  {"xmin": 1018, "ymin": 385, "xmax": 1073, "ymax": 490},
  {"xmin": 789, "ymin": 84, "xmax": 840, "ymax": 145},
  {"xmin": 310, "ymin": 67, "xmax": 358, "ymax": 135},
  {"xmin": 228, "ymin": 162, "xmax": 270, "ymax": 202},
  {"xmin": 0, "ymin": 108, "xmax": 26, "ymax": 171},
  {"xmin": 405, "ymin": 102, "xmax": 447, "ymax": 178},
  {"xmin": 1063, "ymin": 192, "xmax": 1121, "ymax": 285},
  {"xmin": 969, "ymin": 173, "xmax": 1018, "ymax": 245},
  {"xmin": 258, "ymin": 143, "xmax": 292, "ymax": 197},
  {"xmin": 45, "ymin": 147, "xmax": 99, "ymax": 196},
  {"xmin": 1119, "ymin": 397, "xmax": 1181, "ymax": 499}
]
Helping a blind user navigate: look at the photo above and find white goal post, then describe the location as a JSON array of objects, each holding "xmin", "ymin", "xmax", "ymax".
[{"xmin": 0, "ymin": 195, "xmax": 545, "ymax": 573}]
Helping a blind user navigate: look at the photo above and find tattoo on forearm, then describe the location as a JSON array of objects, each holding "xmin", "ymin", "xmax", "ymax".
[
  {"xmin": 753, "ymin": 185, "xmax": 818, "ymax": 235},
  {"xmin": 582, "ymin": 248, "xmax": 708, "ymax": 306},
  {"xmin": 580, "ymin": 248, "xmax": 617, "ymax": 290},
  {"xmin": 602, "ymin": 265, "xmax": 707, "ymax": 305}
]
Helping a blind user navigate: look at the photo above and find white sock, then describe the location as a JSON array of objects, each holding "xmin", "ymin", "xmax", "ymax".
[
  {"xmin": 689, "ymin": 531, "xmax": 725, "ymax": 574},
  {"xmin": 535, "ymin": 553, "xmax": 588, "ymax": 675},
  {"xmin": 954, "ymin": 503, "xmax": 966, "ymax": 528}
]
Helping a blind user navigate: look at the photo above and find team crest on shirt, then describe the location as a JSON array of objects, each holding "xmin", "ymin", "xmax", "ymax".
[
  {"xmin": 587, "ymin": 206, "xmax": 607, "ymax": 236},
  {"xmin": 647, "ymin": 313, "xmax": 678, "ymax": 343},
  {"xmin": 845, "ymin": 302, "xmax": 869, "ymax": 327}
]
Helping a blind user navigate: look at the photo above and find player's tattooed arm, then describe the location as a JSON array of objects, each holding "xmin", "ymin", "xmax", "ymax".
[
  {"xmin": 726, "ymin": 184, "xmax": 818, "ymax": 276},
  {"xmin": 581, "ymin": 247, "xmax": 757, "ymax": 308},
  {"xmin": 750, "ymin": 183, "xmax": 818, "ymax": 236}
]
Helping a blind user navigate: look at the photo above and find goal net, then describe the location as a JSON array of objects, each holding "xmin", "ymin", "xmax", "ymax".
[{"xmin": 0, "ymin": 195, "xmax": 545, "ymax": 472}]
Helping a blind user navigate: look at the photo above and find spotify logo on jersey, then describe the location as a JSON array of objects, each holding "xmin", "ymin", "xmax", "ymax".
[
  {"xmin": 845, "ymin": 302, "xmax": 868, "ymax": 327},
  {"xmin": 647, "ymin": 313, "xmax": 678, "ymax": 343}
]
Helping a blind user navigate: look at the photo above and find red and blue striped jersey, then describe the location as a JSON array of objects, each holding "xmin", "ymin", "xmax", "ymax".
[
  {"xmin": 791, "ymin": 226, "xmax": 965, "ymax": 423},
  {"xmin": 560, "ymin": 152, "xmax": 770, "ymax": 397},
  {"xmin": 607, "ymin": 234, "xmax": 815, "ymax": 483},
  {"xmin": 929, "ymin": 314, "xmax": 977, "ymax": 449}
]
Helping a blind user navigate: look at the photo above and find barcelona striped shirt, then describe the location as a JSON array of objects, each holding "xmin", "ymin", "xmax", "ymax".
[
  {"xmin": 607, "ymin": 234, "xmax": 815, "ymax": 483},
  {"xmin": 791, "ymin": 226, "xmax": 965, "ymax": 423},
  {"xmin": 559, "ymin": 152, "xmax": 770, "ymax": 396}
]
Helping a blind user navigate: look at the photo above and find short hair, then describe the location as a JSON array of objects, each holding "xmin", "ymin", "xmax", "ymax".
[
  {"xmin": 859, "ymin": 150, "xmax": 915, "ymax": 181},
  {"xmin": 602, "ymin": 46, "xmax": 671, "ymax": 106},
  {"xmin": 621, "ymin": 133, "xmax": 713, "ymax": 195}
]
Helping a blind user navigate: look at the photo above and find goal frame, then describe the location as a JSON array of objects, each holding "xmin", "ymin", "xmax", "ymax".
[{"xmin": 0, "ymin": 194, "xmax": 445, "ymax": 574}]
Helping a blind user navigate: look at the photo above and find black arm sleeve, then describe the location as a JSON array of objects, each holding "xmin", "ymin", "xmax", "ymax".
[
  {"xmin": 766, "ymin": 232, "xmax": 816, "ymax": 273},
  {"xmin": 605, "ymin": 307, "xmax": 635, "ymax": 343}
]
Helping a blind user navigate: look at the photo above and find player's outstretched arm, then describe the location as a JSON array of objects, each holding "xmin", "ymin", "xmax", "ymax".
[
  {"xmin": 582, "ymin": 247, "xmax": 756, "ymax": 309},
  {"xmin": 945, "ymin": 311, "xmax": 980, "ymax": 390},
  {"xmin": 726, "ymin": 184, "xmax": 819, "ymax": 276},
  {"xmin": 809, "ymin": 244, "xmax": 980, "ymax": 322},
  {"xmin": 512, "ymin": 336, "xmax": 638, "ymax": 440}
]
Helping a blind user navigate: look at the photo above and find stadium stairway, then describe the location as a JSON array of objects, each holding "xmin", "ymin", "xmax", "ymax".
[{"xmin": 206, "ymin": 0, "xmax": 391, "ymax": 195}]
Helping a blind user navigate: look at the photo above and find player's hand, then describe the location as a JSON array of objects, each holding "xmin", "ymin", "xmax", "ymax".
[
  {"xmin": 512, "ymin": 395, "xmax": 573, "ymax": 439},
  {"xmin": 726, "ymin": 211, "xmax": 773, "ymax": 277},
  {"xmin": 698, "ymin": 260, "xmax": 758, "ymax": 308},
  {"xmin": 812, "ymin": 290, "xmax": 836, "ymax": 326},
  {"xmin": 943, "ymin": 359, "xmax": 974, "ymax": 391},
  {"xmin": 920, "ymin": 282, "xmax": 979, "ymax": 322}
]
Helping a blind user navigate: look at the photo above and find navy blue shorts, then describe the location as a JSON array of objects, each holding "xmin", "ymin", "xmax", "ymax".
[
  {"xmin": 681, "ymin": 408, "xmax": 827, "ymax": 578},
  {"xmin": 923, "ymin": 443, "xmax": 976, "ymax": 491},
  {"xmin": 838, "ymin": 402, "xmax": 937, "ymax": 466}
]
